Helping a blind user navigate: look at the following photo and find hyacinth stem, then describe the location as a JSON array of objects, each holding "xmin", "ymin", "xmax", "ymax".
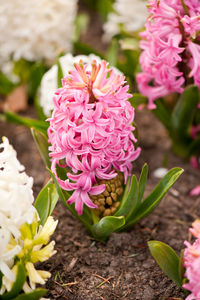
[
  {"xmin": 180, "ymin": 0, "xmax": 190, "ymax": 15},
  {"xmin": 91, "ymin": 210, "xmax": 99, "ymax": 225}
]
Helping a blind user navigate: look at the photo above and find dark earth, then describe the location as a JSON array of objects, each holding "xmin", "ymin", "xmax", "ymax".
[
  {"xmin": 1, "ymin": 107, "xmax": 199, "ymax": 300},
  {"xmin": 0, "ymin": 2, "xmax": 200, "ymax": 299}
]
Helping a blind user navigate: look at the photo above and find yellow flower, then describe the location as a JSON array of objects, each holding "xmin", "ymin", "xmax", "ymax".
[
  {"xmin": 34, "ymin": 216, "xmax": 58, "ymax": 245},
  {"xmin": 31, "ymin": 241, "xmax": 57, "ymax": 263},
  {"xmin": 25, "ymin": 262, "xmax": 51, "ymax": 290}
]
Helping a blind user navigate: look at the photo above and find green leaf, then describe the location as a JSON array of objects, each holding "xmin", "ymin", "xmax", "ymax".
[
  {"xmin": 34, "ymin": 95, "xmax": 47, "ymax": 121},
  {"xmin": 123, "ymin": 168, "xmax": 183, "ymax": 229},
  {"xmin": 153, "ymin": 98, "xmax": 172, "ymax": 131},
  {"xmin": 93, "ymin": 216, "xmax": 125, "ymax": 241},
  {"xmin": 57, "ymin": 59, "xmax": 64, "ymax": 88},
  {"xmin": 117, "ymin": 49, "xmax": 139, "ymax": 78},
  {"xmin": 178, "ymin": 249, "xmax": 185, "ymax": 283},
  {"xmin": 96, "ymin": 0, "xmax": 114, "ymax": 21},
  {"xmin": 106, "ymin": 39, "xmax": 119, "ymax": 67},
  {"xmin": 34, "ymin": 180, "xmax": 59, "ymax": 225},
  {"xmin": 138, "ymin": 163, "xmax": 148, "ymax": 204},
  {"xmin": 2, "ymin": 263, "xmax": 26, "ymax": 300},
  {"xmin": 171, "ymin": 85, "xmax": 199, "ymax": 146},
  {"xmin": 28, "ymin": 63, "xmax": 45, "ymax": 99},
  {"xmin": 0, "ymin": 271, "xmax": 2, "ymax": 290},
  {"xmin": 4, "ymin": 111, "xmax": 48, "ymax": 134},
  {"xmin": 47, "ymin": 168, "xmax": 93, "ymax": 232},
  {"xmin": 114, "ymin": 175, "xmax": 138, "ymax": 217},
  {"xmin": 148, "ymin": 241, "xmax": 182, "ymax": 287},
  {"xmin": 188, "ymin": 136, "xmax": 200, "ymax": 158},
  {"xmin": 129, "ymin": 93, "xmax": 148, "ymax": 108},
  {"xmin": 31, "ymin": 128, "xmax": 50, "ymax": 168},
  {"xmin": 13, "ymin": 59, "xmax": 33, "ymax": 83},
  {"xmin": 0, "ymin": 72, "xmax": 15, "ymax": 96},
  {"xmin": 74, "ymin": 42, "xmax": 104, "ymax": 59},
  {"xmin": 74, "ymin": 13, "xmax": 89, "ymax": 42},
  {"xmin": 12, "ymin": 289, "xmax": 46, "ymax": 300}
]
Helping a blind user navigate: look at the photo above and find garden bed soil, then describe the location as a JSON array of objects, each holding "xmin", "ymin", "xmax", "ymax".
[{"xmin": 0, "ymin": 107, "xmax": 199, "ymax": 300}]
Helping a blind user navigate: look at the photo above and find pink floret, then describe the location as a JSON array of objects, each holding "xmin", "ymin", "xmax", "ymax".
[
  {"xmin": 137, "ymin": 0, "xmax": 200, "ymax": 108},
  {"xmin": 183, "ymin": 220, "xmax": 200, "ymax": 299},
  {"xmin": 48, "ymin": 59, "xmax": 140, "ymax": 215}
]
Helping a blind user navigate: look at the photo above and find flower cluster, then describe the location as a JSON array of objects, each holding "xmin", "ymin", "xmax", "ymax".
[
  {"xmin": 0, "ymin": 0, "xmax": 77, "ymax": 68},
  {"xmin": 48, "ymin": 59, "xmax": 141, "ymax": 215},
  {"xmin": 137, "ymin": 0, "xmax": 200, "ymax": 108},
  {"xmin": 40, "ymin": 54, "xmax": 103, "ymax": 117},
  {"xmin": 0, "ymin": 137, "xmax": 57, "ymax": 294},
  {"xmin": 183, "ymin": 220, "xmax": 200, "ymax": 300},
  {"xmin": 103, "ymin": 0, "xmax": 148, "ymax": 41}
]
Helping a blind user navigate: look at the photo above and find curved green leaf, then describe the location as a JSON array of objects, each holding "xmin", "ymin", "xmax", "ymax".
[
  {"xmin": 188, "ymin": 137, "xmax": 200, "ymax": 158},
  {"xmin": 123, "ymin": 167, "xmax": 183, "ymax": 229},
  {"xmin": 34, "ymin": 180, "xmax": 59, "ymax": 225},
  {"xmin": 12, "ymin": 289, "xmax": 46, "ymax": 300},
  {"xmin": 96, "ymin": 0, "xmax": 114, "ymax": 21},
  {"xmin": 57, "ymin": 59, "xmax": 64, "ymax": 88},
  {"xmin": 178, "ymin": 249, "xmax": 185, "ymax": 283},
  {"xmin": 0, "ymin": 271, "xmax": 2, "ymax": 290},
  {"xmin": 34, "ymin": 95, "xmax": 47, "ymax": 121},
  {"xmin": 28, "ymin": 63, "xmax": 45, "ymax": 98},
  {"xmin": 114, "ymin": 175, "xmax": 138, "ymax": 217},
  {"xmin": 2, "ymin": 263, "xmax": 26, "ymax": 300},
  {"xmin": 171, "ymin": 85, "xmax": 199, "ymax": 154},
  {"xmin": 148, "ymin": 240, "xmax": 182, "ymax": 287},
  {"xmin": 153, "ymin": 98, "xmax": 172, "ymax": 131},
  {"xmin": 129, "ymin": 93, "xmax": 148, "ymax": 108},
  {"xmin": 31, "ymin": 128, "xmax": 50, "ymax": 168},
  {"xmin": 74, "ymin": 13, "xmax": 89, "ymax": 43},
  {"xmin": 106, "ymin": 38, "xmax": 119, "ymax": 67},
  {"xmin": 138, "ymin": 163, "xmax": 148, "ymax": 204},
  {"xmin": 4, "ymin": 111, "xmax": 48, "ymax": 134},
  {"xmin": 172, "ymin": 86, "xmax": 199, "ymax": 133},
  {"xmin": 0, "ymin": 72, "xmax": 15, "ymax": 96},
  {"xmin": 74, "ymin": 41, "xmax": 104, "ymax": 58},
  {"xmin": 93, "ymin": 216, "xmax": 125, "ymax": 241}
]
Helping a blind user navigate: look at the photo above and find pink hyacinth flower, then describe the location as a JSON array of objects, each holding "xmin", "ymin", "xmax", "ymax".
[
  {"xmin": 183, "ymin": 220, "xmax": 200, "ymax": 299},
  {"xmin": 137, "ymin": 0, "xmax": 200, "ymax": 107},
  {"xmin": 48, "ymin": 59, "xmax": 141, "ymax": 215}
]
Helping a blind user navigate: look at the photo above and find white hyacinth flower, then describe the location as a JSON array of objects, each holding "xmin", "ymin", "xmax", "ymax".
[
  {"xmin": 0, "ymin": 138, "xmax": 58, "ymax": 296},
  {"xmin": 0, "ymin": 137, "xmax": 36, "ymax": 290},
  {"xmin": 0, "ymin": 137, "xmax": 36, "ymax": 230},
  {"xmin": 103, "ymin": 0, "xmax": 148, "ymax": 41},
  {"xmin": 0, "ymin": 0, "xmax": 78, "ymax": 71}
]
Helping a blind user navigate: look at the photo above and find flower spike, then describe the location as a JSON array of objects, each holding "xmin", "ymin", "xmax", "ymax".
[{"xmin": 48, "ymin": 59, "xmax": 141, "ymax": 215}]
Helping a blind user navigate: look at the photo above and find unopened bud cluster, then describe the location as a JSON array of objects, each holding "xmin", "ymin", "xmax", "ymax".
[{"xmin": 91, "ymin": 172, "xmax": 124, "ymax": 217}]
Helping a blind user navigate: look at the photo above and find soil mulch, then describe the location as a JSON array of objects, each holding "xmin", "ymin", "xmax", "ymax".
[{"xmin": 1, "ymin": 107, "xmax": 199, "ymax": 300}]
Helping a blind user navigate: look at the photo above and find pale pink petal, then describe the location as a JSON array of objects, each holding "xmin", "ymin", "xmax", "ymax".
[{"xmin": 190, "ymin": 186, "xmax": 200, "ymax": 197}]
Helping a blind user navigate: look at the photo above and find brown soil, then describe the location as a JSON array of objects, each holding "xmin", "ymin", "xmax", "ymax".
[{"xmin": 1, "ymin": 107, "xmax": 199, "ymax": 300}]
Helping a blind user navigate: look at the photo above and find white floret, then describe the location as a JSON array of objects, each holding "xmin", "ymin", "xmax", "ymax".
[{"xmin": 103, "ymin": 0, "xmax": 148, "ymax": 41}]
